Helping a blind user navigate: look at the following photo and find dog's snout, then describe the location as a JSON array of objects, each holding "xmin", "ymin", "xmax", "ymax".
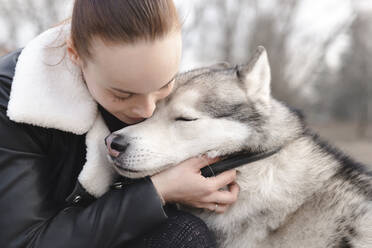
[
  {"xmin": 105, "ymin": 134, "xmax": 129, "ymax": 157},
  {"xmin": 111, "ymin": 137, "xmax": 129, "ymax": 153}
]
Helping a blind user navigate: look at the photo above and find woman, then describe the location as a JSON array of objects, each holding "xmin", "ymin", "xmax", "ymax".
[{"xmin": 0, "ymin": 0, "xmax": 239, "ymax": 247}]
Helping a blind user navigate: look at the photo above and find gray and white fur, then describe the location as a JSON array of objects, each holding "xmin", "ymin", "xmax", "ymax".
[{"xmin": 109, "ymin": 46, "xmax": 372, "ymax": 248}]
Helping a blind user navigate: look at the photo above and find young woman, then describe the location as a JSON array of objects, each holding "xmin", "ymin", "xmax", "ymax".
[{"xmin": 0, "ymin": 0, "xmax": 239, "ymax": 247}]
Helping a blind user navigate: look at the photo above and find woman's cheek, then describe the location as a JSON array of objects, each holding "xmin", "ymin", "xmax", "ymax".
[
  {"xmin": 109, "ymin": 96, "xmax": 135, "ymax": 114},
  {"xmin": 92, "ymin": 90, "xmax": 120, "ymax": 113},
  {"xmin": 86, "ymin": 82, "xmax": 110, "ymax": 106}
]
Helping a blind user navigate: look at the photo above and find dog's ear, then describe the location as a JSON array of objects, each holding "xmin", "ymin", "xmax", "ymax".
[
  {"xmin": 237, "ymin": 46, "xmax": 271, "ymax": 103},
  {"xmin": 178, "ymin": 62, "xmax": 231, "ymax": 85},
  {"xmin": 209, "ymin": 62, "xmax": 230, "ymax": 70}
]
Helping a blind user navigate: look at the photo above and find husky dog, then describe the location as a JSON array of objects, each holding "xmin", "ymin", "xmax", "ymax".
[{"xmin": 107, "ymin": 47, "xmax": 372, "ymax": 248}]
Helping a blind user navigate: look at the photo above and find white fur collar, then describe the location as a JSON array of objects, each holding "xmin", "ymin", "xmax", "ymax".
[
  {"xmin": 7, "ymin": 23, "xmax": 97, "ymax": 135},
  {"xmin": 6, "ymin": 23, "xmax": 114, "ymax": 197}
]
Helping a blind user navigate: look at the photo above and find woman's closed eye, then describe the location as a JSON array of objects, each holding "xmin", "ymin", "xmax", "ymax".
[{"xmin": 113, "ymin": 93, "xmax": 132, "ymax": 101}]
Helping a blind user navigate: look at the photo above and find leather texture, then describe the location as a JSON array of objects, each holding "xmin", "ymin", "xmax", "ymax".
[{"xmin": 0, "ymin": 50, "xmax": 167, "ymax": 248}]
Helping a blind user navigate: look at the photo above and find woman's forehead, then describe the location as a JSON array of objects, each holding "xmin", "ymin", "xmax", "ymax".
[{"xmin": 88, "ymin": 32, "xmax": 182, "ymax": 94}]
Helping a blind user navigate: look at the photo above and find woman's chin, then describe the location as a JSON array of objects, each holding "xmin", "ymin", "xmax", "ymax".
[
  {"xmin": 116, "ymin": 114, "xmax": 146, "ymax": 125},
  {"xmin": 127, "ymin": 118, "xmax": 146, "ymax": 124}
]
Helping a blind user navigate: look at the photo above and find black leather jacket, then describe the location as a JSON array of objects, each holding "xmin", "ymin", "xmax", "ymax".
[{"xmin": 0, "ymin": 50, "xmax": 167, "ymax": 248}]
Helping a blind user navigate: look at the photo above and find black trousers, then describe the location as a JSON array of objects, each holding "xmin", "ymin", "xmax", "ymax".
[{"xmin": 126, "ymin": 206, "xmax": 217, "ymax": 248}]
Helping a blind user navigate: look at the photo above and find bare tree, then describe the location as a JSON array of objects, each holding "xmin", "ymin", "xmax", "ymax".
[
  {"xmin": 179, "ymin": 0, "xmax": 353, "ymax": 108},
  {"xmin": 245, "ymin": 0, "xmax": 301, "ymax": 104},
  {"xmin": 333, "ymin": 10, "xmax": 372, "ymax": 137},
  {"xmin": 0, "ymin": 0, "xmax": 69, "ymax": 51}
]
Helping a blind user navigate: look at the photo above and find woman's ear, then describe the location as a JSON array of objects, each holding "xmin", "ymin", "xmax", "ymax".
[{"xmin": 66, "ymin": 37, "xmax": 81, "ymax": 66}]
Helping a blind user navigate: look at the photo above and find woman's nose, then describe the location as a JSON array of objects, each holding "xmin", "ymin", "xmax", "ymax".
[{"xmin": 133, "ymin": 95, "xmax": 156, "ymax": 118}]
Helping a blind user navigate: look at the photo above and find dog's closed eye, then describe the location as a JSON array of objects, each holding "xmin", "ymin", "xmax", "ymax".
[{"xmin": 175, "ymin": 117, "xmax": 198, "ymax": 122}]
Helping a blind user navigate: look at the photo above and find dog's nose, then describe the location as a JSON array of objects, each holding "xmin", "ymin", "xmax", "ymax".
[{"xmin": 105, "ymin": 134, "xmax": 129, "ymax": 157}]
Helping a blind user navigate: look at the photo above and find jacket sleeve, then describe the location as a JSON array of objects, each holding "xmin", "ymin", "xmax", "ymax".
[{"xmin": 0, "ymin": 50, "xmax": 168, "ymax": 248}]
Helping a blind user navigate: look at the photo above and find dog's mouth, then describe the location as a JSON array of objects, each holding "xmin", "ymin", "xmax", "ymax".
[
  {"xmin": 114, "ymin": 165, "xmax": 140, "ymax": 173},
  {"xmin": 112, "ymin": 159, "xmax": 174, "ymax": 178},
  {"xmin": 110, "ymin": 150, "xmax": 224, "ymax": 176},
  {"xmin": 111, "ymin": 159, "xmax": 141, "ymax": 173},
  {"xmin": 106, "ymin": 155, "xmax": 142, "ymax": 173}
]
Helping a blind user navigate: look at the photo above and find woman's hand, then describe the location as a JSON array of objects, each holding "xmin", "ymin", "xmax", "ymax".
[{"xmin": 150, "ymin": 156, "xmax": 240, "ymax": 213}]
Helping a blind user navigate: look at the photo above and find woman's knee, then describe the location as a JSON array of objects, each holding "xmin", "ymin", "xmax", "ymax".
[{"xmin": 141, "ymin": 208, "xmax": 217, "ymax": 248}]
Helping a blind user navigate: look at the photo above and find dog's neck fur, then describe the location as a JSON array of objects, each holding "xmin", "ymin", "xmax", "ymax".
[
  {"xmin": 209, "ymin": 142, "xmax": 337, "ymax": 248},
  {"xmin": 242, "ymin": 99, "xmax": 305, "ymax": 152},
  {"xmin": 199, "ymin": 101, "xmax": 339, "ymax": 247}
]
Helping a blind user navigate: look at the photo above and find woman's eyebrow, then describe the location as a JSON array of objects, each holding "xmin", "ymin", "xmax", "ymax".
[{"xmin": 111, "ymin": 75, "xmax": 176, "ymax": 94}]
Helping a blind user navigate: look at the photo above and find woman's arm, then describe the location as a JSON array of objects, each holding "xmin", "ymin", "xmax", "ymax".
[
  {"xmin": 0, "ymin": 100, "xmax": 167, "ymax": 248},
  {"xmin": 0, "ymin": 51, "xmax": 167, "ymax": 248}
]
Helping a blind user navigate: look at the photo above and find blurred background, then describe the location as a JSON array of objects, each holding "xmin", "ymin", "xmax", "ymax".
[{"xmin": 0, "ymin": 0, "xmax": 371, "ymax": 166}]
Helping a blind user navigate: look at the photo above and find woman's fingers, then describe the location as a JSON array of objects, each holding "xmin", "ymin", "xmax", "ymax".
[
  {"xmin": 202, "ymin": 187, "xmax": 239, "ymax": 205},
  {"xmin": 214, "ymin": 204, "xmax": 229, "ymax": 214},
  {"xmin": 194, "ymin": 202, "xmax": 230, "ymax": 214},
  {"xmin": 207, "ymin": 169, "xmax": 237, "ymax": 191},
  {"xmin": 191, "ymin": 155, "xmax": 221, "ymax": 171},
  {"xmin": 151, "ymin": 155, "xmax": 237, "ymax": 205},
  {"xmin": 229, "ymin": 182, "xmax": 240, "ymax": 197}
]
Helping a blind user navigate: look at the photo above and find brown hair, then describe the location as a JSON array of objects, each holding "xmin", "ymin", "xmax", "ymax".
[{"xmin": 69, "ymin": 0, "xmax": 180, "ymax": 65}]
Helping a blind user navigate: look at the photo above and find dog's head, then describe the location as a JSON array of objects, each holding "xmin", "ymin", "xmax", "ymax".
[{"xmin": 106, "ymin": 46, "xmax": 300, "ymax": 178}]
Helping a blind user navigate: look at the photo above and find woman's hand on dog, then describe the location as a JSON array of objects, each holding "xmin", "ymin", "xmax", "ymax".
[{"xmin": 151, "ymin": 156, "xmax": 240, "ymax": 213}]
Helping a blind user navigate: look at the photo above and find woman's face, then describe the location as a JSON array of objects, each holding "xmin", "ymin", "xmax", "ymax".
[{"xmin": 68, "ymin": 31, "xmax": 182, "ymax": 124}]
